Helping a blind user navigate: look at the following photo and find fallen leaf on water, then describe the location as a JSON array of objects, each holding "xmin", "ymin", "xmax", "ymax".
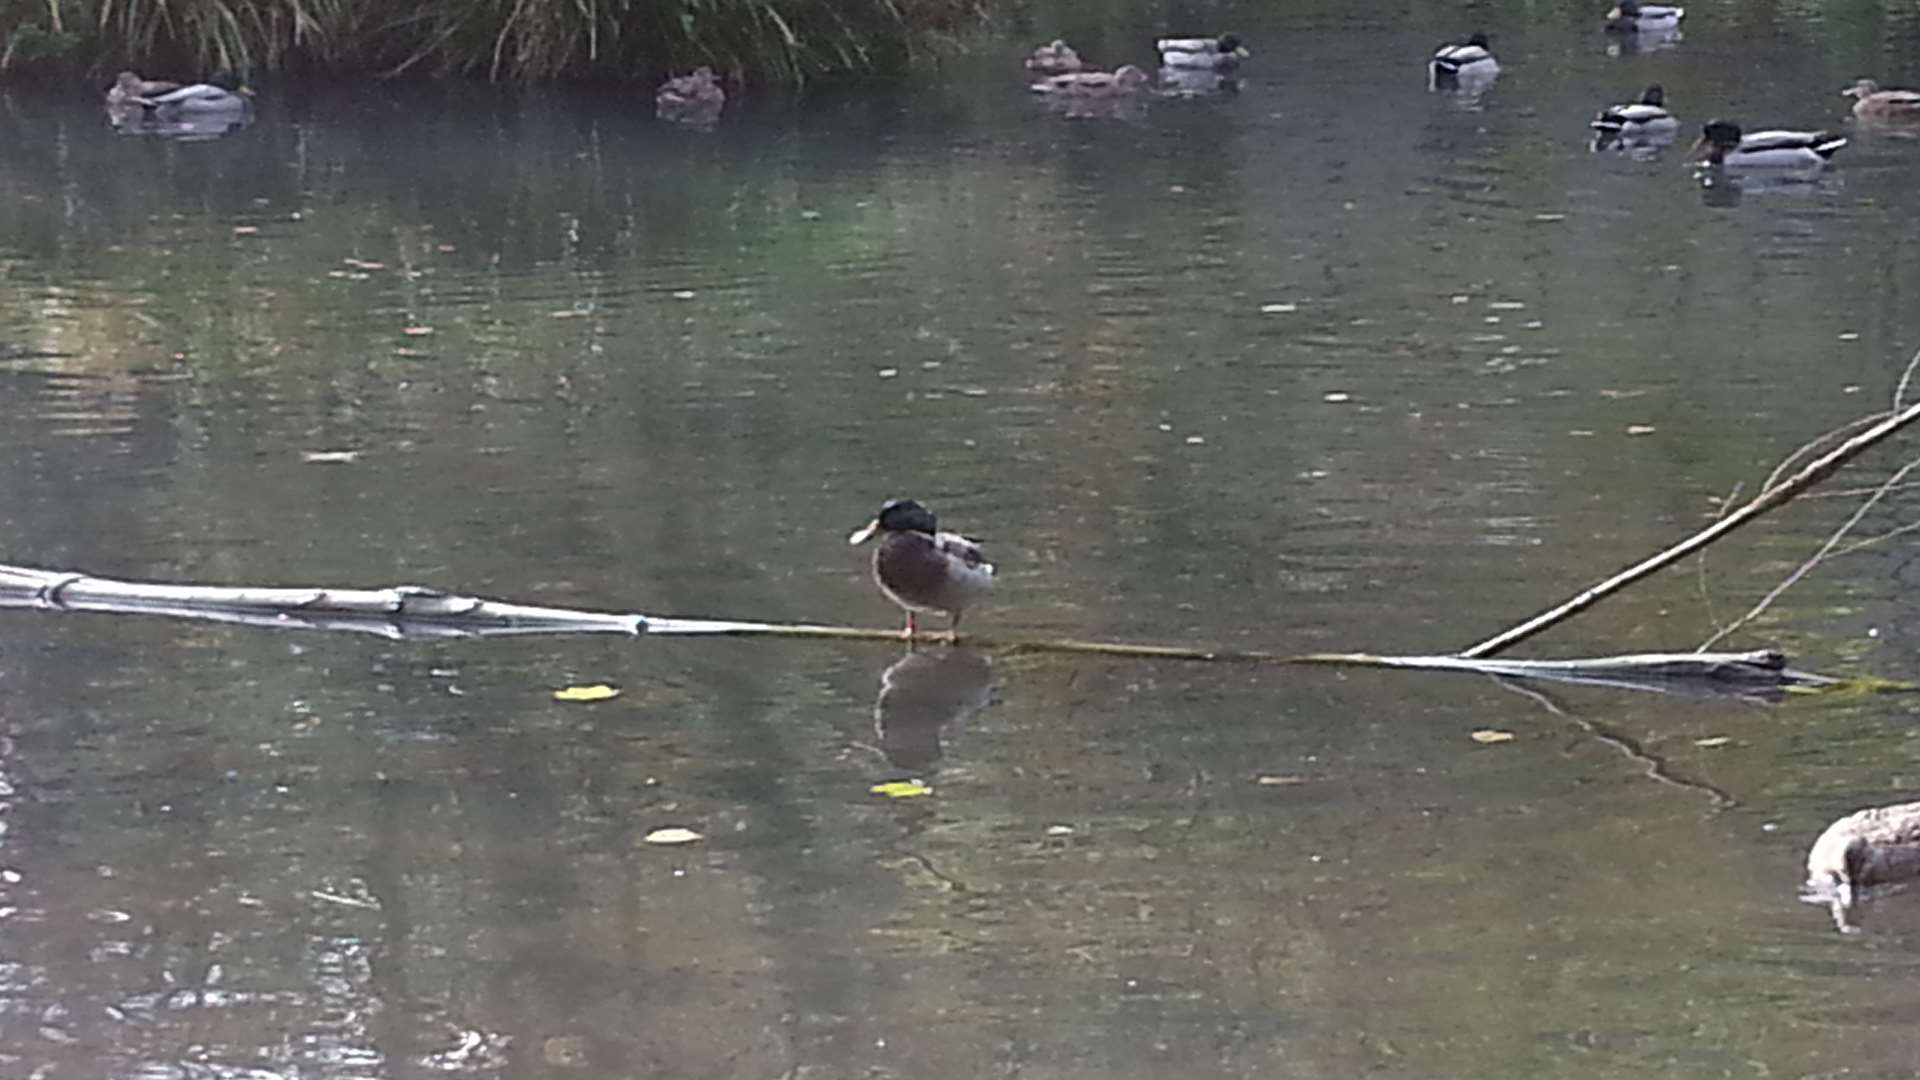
[
  {"xmin": 871, "ymin": 779, "xmax": 932, "ymax": 798},
  {"xmin": 1694, "ymin": 736, "xmax": 1731, "ymax": 748},
  {"xmin": 553, "ymin": 684, "xmax": 620, "ymax": 702},
  {"xmin": 1260, "ymin": 302, "xmax": 1297, "ymax": 314},
  {"xmin": 343, "ymin": 258, "xmax": 385, "ymax": 271},
  {"xmin": 1324, "ymin": 392, "xmax": 1352, "ymax": 403},
  {"xmin": 1470, "ymin": 729, "xmax": 1515, "ymax": 744},
  {"xmin": 644, "ymin": 827, "xmax": 703, "ymax": 845},
  {"xmin": 1257, "ymin": 775, "xmax": 1306, "ymax": 786},
  {"xmin": 401, "ymin": 326, "xmax": 434, "ymax": 336},
  {"xmin": 1626, "ymin": 425, "xmax": 1657, "ymax": 436},
  {"xmin": 300, "ymin": 450, "xmax": 361, "ymax": 464},
  {"xmin": 232, "ymin": 225, "xmax": 259, "ymax": 235}
]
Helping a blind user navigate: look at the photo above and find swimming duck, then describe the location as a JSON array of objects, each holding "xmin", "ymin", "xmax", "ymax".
[
  {"xmin": 106, "ymin": 71, "xmax": 181, "ymax": 107},
  {"xmin": 1692, "ymin": 120, "xmax": 1847, "ymax": 167},
  {"xmin": 656, "ymin": 67, "xmax": 725, "ymax": 126},
  {"xmin": 1428, "ymin": 33, "xmax": 1498, "ymax": 91},
  {"xmin": 1030, "ymin": 65, "xmax": 1153, "ymax": 96},
  {"xmin": 1156, "ymin": 34, "xmax": 1250, "ymax": 70},
  {"xmin": 848, "ymin": 498, "xmax": 995, "ymax": 639},
  {"xmin": 107, "ymin": 72, "xmax": 247, "ymax": 113},
  {"xmin": 1605, "ymin": 0, "xmax": 1685, "ymax": 32},
  {"xmin": 1804, "ymin": 800, "xmax": 1920, "ymax": 933},
  {"xmin": 1025, "ymin": 40, "xmax": 1086, "ymax": 75},
  {"xmin": 1843, "ymin": 78, "xmax": 1920, "ymax": 121},
  {"xmin": 1591, "ymin": 84, "xmax": 1678, "ymax": 136}
]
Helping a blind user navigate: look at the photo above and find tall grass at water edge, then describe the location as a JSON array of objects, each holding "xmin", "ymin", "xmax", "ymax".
[{"xmin": 0, "ymin": 0, "xmax": 991, "ymax": 83}]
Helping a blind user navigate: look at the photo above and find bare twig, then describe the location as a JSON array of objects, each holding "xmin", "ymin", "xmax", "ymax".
[
  {"xmin": 1462, "ymin": 394, "xmax": 1920, "ymax": 659},
  {"xmin": 1699, "ymin": 457, "xmax": 1920, "ymax": 650},
  {"xmin": 1696, "ymin": 481, "xmax": 1742, "ymax": 638},
  {"xmin": 1829, "ymin": 517, "xmax": 1920, "ymax": 560}
]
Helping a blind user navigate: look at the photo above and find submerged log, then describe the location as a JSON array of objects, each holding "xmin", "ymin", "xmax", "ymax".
[{"xmin": 0, "ymin": 563, "xmax": 1880, "ymax": 701}]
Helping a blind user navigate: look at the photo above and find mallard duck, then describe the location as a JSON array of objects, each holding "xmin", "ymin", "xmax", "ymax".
[
  {"xmin": 1605, "ymin": 0, "xmax": 1684, "ymax": 32},
  {"xmin": 1804, "ymin": 801, "xmax": 1920, "ymax": 933},
  {"xmin": 105, "ymin": 71, "xmax": 180, "ymax": 107},
  {"xmin": 1025, "ymin": 40, "xmax": 1085, "ymax": 75},
  {"xmin": 1692, "ymin": 120, "xmax": 1847, "ymax": 167},
  {"xmin": 656, "ymin": 67, "xmax": 725, "ymax": 124},
  {"xmin": 1156, "ymin": 34, "xmax": 1249, "ymax": 70},
  {"xmin": 1428, "ymin": 33, "xmax": 1498, "ymax": 91},
  {"xmin": 848, "ymin": 498, "xmax": 994, "ymax": 638},
  {"xmin": 108, "ymin": 72, "xmax": 247, "ymax": 113},
  {"xmin": 1030, "ymin": 65, "xmax": 1152, "ymax": 96},
  {"xmin": 1591, "ymin": 84, "xmax": 1678, "ymax": 136},
  {"xmin": 1844, "ymin": 78, "xmax": 1920, "ymax": 121}
]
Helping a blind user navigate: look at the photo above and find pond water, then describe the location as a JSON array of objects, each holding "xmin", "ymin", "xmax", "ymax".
[{"xmin": 8, "ymin": 2, "xmax": 1920, "ymax": 1076}]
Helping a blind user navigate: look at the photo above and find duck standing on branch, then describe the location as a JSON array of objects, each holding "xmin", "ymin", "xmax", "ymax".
[
  {"xmin": 1692, "ymin": 120, "xmax": 1847, "ymax": 167},
  {"xmin": 1156, "ymin": 34, "xmax": 1250, "ymax": 70},
  {"xmin": 1843, "ymin": 78, "xmax": 1920, "ymax": 122},
  {"xmin": 1428, "ymin": 33, "xmax": 1498, "ymax": 91},
  {"xmin": 848, "ymin": 499, "xmax": 994, "ymax": 640},
  {"xmin": 1605, "ymin": 0, "xmax": 1684, "ymax": 33},
  {"xmin": 1026, "ymin": 40, "xmax": 1086, "ymax": 75}
]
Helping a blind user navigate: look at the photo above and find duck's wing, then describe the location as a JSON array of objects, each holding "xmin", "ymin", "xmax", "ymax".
[
  {"xmin": 934, "ymin": 532, "xmax": 994, "ymax": 576},
  {"xmin": 1740, "ymin": 129, "xmax": 1844, "ymax": 152},
  {"xmin": 1156, "ymin": 37, "xmax": 1220, "ymax": 53},
  {"xmin": 1870, "ymin": 88, "xmax": 1920, "ymax": 107}
]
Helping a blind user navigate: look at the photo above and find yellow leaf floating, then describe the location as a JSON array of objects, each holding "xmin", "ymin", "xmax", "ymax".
[
  {"xmin": 643, "ymin": 827, "xmax": 702, "ymax": 845},
  {"xmin": 553, "ymin": 684, "xmax": 620, "ymax": 702},
  {"xmin": 870, "ymin": 779, "xmax": 932, "ymax": 799},
  {"xmin": 1470, "ymin": 729, "xmax": 1516, "ymax": 744}
]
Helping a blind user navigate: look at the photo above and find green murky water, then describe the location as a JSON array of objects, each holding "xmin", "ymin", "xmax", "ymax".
[{"xmin": 7, "ymin": 4, "xmax": 1920, "ymax": 1076}]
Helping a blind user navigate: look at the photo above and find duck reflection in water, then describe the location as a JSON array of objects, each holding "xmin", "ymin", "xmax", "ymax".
[{"xmin": 873, "ymin": 647, "xmax": 992, "ymax": 771}]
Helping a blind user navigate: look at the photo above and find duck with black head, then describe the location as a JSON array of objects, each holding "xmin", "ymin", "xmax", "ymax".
[
  {"xmin": 1428, "ymin": 32, "xmax": 1498, "ymax": 92},
  {"xmin": 848, "ymin": 499, "xmax": 994, "ymax": 640}
]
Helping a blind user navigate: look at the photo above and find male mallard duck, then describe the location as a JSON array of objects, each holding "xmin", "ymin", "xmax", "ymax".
[
  {"xmin": 1804, "ymin": 801, "xmax": 1920, "ymax": 933},
  {"xmin": 1025, "ymin": 40, "xmax": 1085, "ymax": 75},
  {"xmin": 656, "ymin": 67, "xmax": 725, "ymax": 124},
  {"xmin": 1156, "ymin": 34, "xmax": 1249, "ymax": 70},
  {"xmin": 1692, "ymin": 120, "xmax": 1846, "ymax": 167},
  {"xmin": 1843, "ymin": 78, "xmax": 1920, "ymax": 121},
  {"xmin": 1428, "ymin": 33, "xmax": 1498, "ymax": 91},
  {"xmin": 107, "ymin": 72, "xmax": 247, "ymax": 113},
  {"xmin": 1605, "ymin": 0, "xmax": 1684, "ymax": 32},
  {"xmin": 1591, "ymin": 84, "xmax": 1678, "ymax": 136},
  {"xmin": 1030, "ymin": 65, "xmax": 1153, "ymax": 97},
  {"xmin": 848, "ymin": 498, "xmax": 994, "ymax": 638}
]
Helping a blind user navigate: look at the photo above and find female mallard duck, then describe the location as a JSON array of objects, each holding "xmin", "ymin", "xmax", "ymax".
[
  {"xmin": 1605, "ymin": 0, "xmax": 1684, "ymax": 33},
  {"xmin": 1030, "ymin": 65, "xmax": 1152, "ymax": 96},
  {"xmin": 1804, "ymin": 801, "xmax": 1920, "ymax": 933},
  {"xmin": 1591, "ymin": 84, "xmax": 1678, "ymax": 136},
  {"xmin": 656, "ymin": 67, "xmax": 725, "ymax": 124},
  {"xmin": 1156, "ymin": 34, "xmax": 1249, "ymax": 70},
  {"xmin": 848, "ymin": 498, "xmax": 994, "ymax": 639},
  {"xmin": 1026, "ymin": 40, "xmax": 1085, "ymax": 75},
  {"xmin": 1692, "ymin": 120, "xmax": 1847, "ymax": 167},
  {"xmin": 1428, "ymin": 33, "xmax": 1498, "ymax": 91},
  {"xmin": 107, "ymin": 71, "xmax": 247, "ymax": 113},
  {"xmin": 1843, "ymin": 78, "xmax": 1920, "ymax": 121}
]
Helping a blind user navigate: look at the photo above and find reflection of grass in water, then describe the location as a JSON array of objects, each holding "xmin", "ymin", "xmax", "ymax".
[{"xmin": 9, "ymin": 0, "xmax": 989, "ymax": 82}]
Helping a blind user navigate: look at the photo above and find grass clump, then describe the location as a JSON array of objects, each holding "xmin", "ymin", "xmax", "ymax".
[{"xmin": 1, "ymin": 0, "xmax": 991, "ymax": 83}]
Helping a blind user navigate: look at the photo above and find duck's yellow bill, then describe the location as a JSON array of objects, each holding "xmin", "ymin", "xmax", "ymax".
[{"xmin": 848, "ymin": 520, "xmax": 880, "ymax": 545}]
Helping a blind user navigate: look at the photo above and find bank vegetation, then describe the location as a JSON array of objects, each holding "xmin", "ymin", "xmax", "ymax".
[{"xmin": 0, "ymin": 0, "xmax": 991, "ymax": 84}]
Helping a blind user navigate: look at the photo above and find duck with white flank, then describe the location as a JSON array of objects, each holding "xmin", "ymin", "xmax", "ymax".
[
  {"xmin": 1692, "ymin": 120, "xmax": 1847, "ymax": 167},
  {"xmin": 1592, "ymin": 85, "xmax": 1678, "ymax": 137},
  {"xmin": 1605, "ymin": 0, "xmax": 1685, "ymax": 32},
  {"xmin": 1428, "ymin": 33, "xmax": 1498, "ymax": 92},
  {"xmin": 1030, "ymin": 65, "xmax": 1153, "ymax": 97},
  {"xmin": 1156, "ymin": 34, "xmax": 1250, "ymax": 70},
  {"xmin": 849, "ymin": 499, "xmax": 995, "ymax": 640}
]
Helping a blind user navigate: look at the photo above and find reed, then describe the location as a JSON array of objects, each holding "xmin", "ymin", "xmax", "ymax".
[{"xmin": 2, "ymin": 0, "xmax": 988, "ymax": 81}]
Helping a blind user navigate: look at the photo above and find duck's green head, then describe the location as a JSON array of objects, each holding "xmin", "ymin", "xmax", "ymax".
[{"xmin": 849, "ymin": 498, "xmax": 938, "ymax": 544}]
